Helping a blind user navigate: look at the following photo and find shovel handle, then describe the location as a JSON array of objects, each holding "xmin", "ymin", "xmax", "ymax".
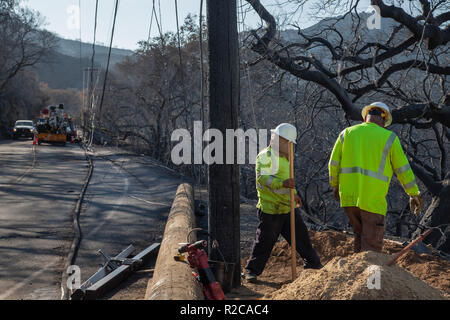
[
  {"xmin": 387, "ymin": 229, "xmax": 432, "ymax": 266},
  {"xmin": 289, "ymin": 142, "xmax": 297, "ymax": 281}
]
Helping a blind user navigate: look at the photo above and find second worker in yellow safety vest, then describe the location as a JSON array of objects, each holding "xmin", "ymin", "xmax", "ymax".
[
  {"xmin": 329, "ymin": 102, "xmax": 422, "ymax": 253},
  {"xmin": 245, "ymin": 123, "xmax": 322, "ymax": 283}
]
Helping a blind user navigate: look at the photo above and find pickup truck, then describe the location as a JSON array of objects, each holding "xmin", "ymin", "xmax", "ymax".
[{"xmin": 12, "ymin": 120, "xmax": 35, "ymax": 140}]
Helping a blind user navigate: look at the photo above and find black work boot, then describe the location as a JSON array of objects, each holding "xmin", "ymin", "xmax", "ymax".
[
  {"xmin": 303, "ymin": 262, "xmax": 323, "ymax": 270},
  {"xmin": 303, "ymin": 251, "xmax": 323, "ymax": 269},
  {"xmin": 244, "ymin": 269, "xmax": 258, "ymax": 283}
]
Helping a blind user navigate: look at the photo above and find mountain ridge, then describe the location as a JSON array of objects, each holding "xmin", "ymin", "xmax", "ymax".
[{"xmin": 33, "ymin": 36, "xmax": 135, "ymax": 90}]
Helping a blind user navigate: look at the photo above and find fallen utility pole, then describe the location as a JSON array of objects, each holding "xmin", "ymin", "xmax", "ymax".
[
  {"xmin": 206, "ymin": 0, "xmax": 241, "ymax": 288},
  {"xmin": 145, "ymin": 183, "xmax": 204, "ymax": 300},
  {"xmin": 387, "ymin": 229, "xmax": 432, "ymax": 266},
  {"xmin": 71, "ymin": 243, "xmax": 160, "ymax": 300}
]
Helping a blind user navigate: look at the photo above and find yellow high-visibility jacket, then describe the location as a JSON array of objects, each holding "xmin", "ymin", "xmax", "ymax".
[
  {"xmin": 328, "ymin": 122, "xmax": 419, "ymax": 216},
  {"xmin": 256, "ymin": 146, "xmax": 297, "ymax": 214}
]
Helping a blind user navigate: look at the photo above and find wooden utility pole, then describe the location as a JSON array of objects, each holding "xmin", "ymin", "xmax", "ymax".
[{"xmin": 206, "ymin": 0, "xmax": 240, "ymax": 288}]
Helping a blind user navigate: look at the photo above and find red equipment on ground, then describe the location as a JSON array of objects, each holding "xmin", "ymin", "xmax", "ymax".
[{"xmin": 176, "ymin": 240, "xmax": 225, "ymax": 300}]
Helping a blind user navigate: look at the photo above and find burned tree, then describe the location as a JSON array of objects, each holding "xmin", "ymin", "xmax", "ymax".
[
  {"xmin": 0, "ymin": 0, "xmax": 56, "ymax": 136},
  {"xmin": 0, "ymin": 0, "xmax": 56, "ymax": 93},
  {"xmin": 244, "ymin": 0, "xmax": 450, "ymax": 251}
]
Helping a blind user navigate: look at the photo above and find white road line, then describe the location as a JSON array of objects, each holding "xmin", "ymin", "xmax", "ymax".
[
  {"xmin": 87, "ymin": 165, "xmax": 129, "ymax": 237},
  {"xmin": 128, "ymin": 195, "xmax": 170, "ymax": 207}
]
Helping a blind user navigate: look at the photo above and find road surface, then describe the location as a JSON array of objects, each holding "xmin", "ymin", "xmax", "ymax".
[
  {"xmin": 74, "ymin": 146, "xmax": 185, "ymax": 299},
  {"xmin": 0, "ymin": 141, "xmax": 185, "ymax": 300},
  {"xmin": 0, "ymin": 140, "xmax": 86, "ymax": 299}
]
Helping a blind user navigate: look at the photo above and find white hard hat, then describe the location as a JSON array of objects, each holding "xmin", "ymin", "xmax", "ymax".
[
  {"xmin": 270, "ymin": 123, "xmax": 297, "ymax": 144},
  {"xmin": 361, "ymin": 102, "xmax": 393, "ymax": 127}
]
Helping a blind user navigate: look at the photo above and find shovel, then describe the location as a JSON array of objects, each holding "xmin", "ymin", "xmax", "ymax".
[{"xmin": 288, "ymin": 141, "xmax": 297, "ymax": 281}]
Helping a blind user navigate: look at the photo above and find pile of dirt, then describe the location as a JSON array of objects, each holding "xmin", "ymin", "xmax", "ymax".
[
  {"xmin": 233, "ymin": 230, "xmax": 450, "ymax": 299},
  {"xmin": 265, "ymin": 251, "xmax": 447, "ymax": 300},
  {"xmin": 264, "ymin": 231, "xmax": 401, "ymax": 268}
]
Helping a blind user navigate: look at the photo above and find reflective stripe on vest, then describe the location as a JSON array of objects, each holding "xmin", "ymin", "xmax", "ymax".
[
  {"xmin": 403, "ymin": 179, "xmax": 417, "ymax": 190},
  {"xmin": 394, "ymin": 163, "xmax": 411, "ymax": 174},
  {"xmin": 339, "ymin": 132, "xmax": 396, "ymax": 183},
  {"xmin": 256, "ymin": 172, "xmax": 277, "ymax": 187},
  {"xmin": 256, "ymin": 182, "xmax": 290, "ymax": 195}
]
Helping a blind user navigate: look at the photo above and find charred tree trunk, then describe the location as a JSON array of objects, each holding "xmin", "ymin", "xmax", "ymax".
[{"xmin": 415, "ymin": 175, "xmax": 450, "ymax": 252}]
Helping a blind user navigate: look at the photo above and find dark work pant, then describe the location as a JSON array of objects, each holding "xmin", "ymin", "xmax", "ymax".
[
  {"xmin": 245, "ymin": 208, "xmax": 321, "ymax": 276},
  {"xmin": 343, "ymin": 206, "xmax": 385, "ymax": 253}
]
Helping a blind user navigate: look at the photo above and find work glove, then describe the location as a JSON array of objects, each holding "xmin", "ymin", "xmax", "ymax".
[
  {"xmin": 294, "ymin": 194, "xmax": 302, "ymax": 208},
  {"xmin": 282, "ymin": 178, "xmax": 296, "ymax": 189},
  {"xmin": 333, "ymin": 187, "xmax": 340, "ymax": 201},
  {"xmin": 409, "ymin": 194, "xmax": 422, "ymax": 216}
]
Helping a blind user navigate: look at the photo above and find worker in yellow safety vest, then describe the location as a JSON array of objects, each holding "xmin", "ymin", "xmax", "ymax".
[
  {"xmin": 245, "ymin": 123, "xmax": 322, "ymax": 283},
  {"xmin": 329, "ymin": 102, "xmax": 422, "ymax": 253}
]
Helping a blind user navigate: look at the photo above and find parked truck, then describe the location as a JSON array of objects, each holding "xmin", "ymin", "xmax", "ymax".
[
  {"xmin": 12, "ymin": 120, "xmax": 35, "ymax": 140},
  {"xmin": 36, "ymin": 104, "xmax": 67, "ymax": 146}
]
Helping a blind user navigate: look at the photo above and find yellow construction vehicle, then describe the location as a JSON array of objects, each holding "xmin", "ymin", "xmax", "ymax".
[
  {"xmin": 36, "ymin": 104, "xmax": 68, "ymax": 146},
  {"xmin": 37, "ymin": 132, "xmax": 66, "ymax": 145}
]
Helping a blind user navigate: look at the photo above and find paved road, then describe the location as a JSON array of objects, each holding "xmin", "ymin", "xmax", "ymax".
[
  {"xmin": 0, "ymin": 141, "xmax": 186, "ymax": 300},
  {"xmin": 0, "ymin": 140, "xmax": 86, "ymax": 299},
  {"xmin": 74, "ymin": 147, "xmax": 185, "ymax": 299}
]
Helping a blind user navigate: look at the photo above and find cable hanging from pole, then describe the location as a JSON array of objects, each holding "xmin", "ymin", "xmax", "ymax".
[
  {"xmin": 78, "ymin": 0, "xmax": 86, "ymax": 136},
  {"xmin": 87, "ymin": 0, "xmax": 99, "ymax": 148},
  {"xmin": 239, "ymin": 0, "xmax": 259, "ymax": 150},
  {"xmin": 151, "ymin": 0, "xmax": 164, "ymax": 43},
  {"xmin": 174, "ymin": 0, "xmax": 187, "ymax": 111},
  {"xmin": 147, "ymin": 2, "xmax": 155, "ymax": 44},
  {"xmin": 174, "ymin": 0, "xmax": 193, "ymax": 180},
  {"xmin": 198, "ymin": 0, "xmax": 207, "ymax": 204},
  {"xmin": 199, "ymin": 0, "xmax": 205, "ymax": 129},
  {"xmin": 97, "ymin": 0, "xmax": 120, "ymax": 125},
  {"xmin": 78, "ymin": 0, "xmax": 83, "ymax": 91},
  {"xmin": 158, "ymin": 0, "xmax": 163, "ymax": 34}
]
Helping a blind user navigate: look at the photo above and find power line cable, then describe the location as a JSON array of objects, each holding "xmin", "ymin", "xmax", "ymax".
[
  {"xmin": 152, "ymin": 0, "xmax": 164, "ymax": 42},
  {"xmin": 97, "ymin": 0, "xmax": 120, "ymax": 123},
  {"xmin": 87, "ymin": 0, "xmax": 99, "ymax": 147},
  {"xmin": 78, "ymin": 0, "xmax": 85, "ymax": 117},
  {"xmin": 174, "ymin": 0, "xmax": 193, "ymax": 178},
  {"xmin": 198, "ymin": 0, "xmax": 206, "ymax": 202},
  {"xmin": 174, "ymin": 0, "xmax": 187, "ymax": 107},
  {"xmin": 89, "ymin": 0, "xmax": 99, "ymax": 106},
  {"xmin": 199, "ymin": 0, "xmax": 205, "ymax": 127},
  {"xmin": 147, "ymin": 3, "xmax": 155, "ymax": 43},
  {"xmin": 239, "ymin": 0, "xmax": 260, "ymax": 152},
  {"xmin": 158, "ymin": 0, "xmax": 163, "ymax": 34},
  {"xmin": 78, "ymin": 0, "xmax": 83, "ymax": 85},
  {"xmin": 104, "ymin": 0, "xmax": 117, "ymax": 48}
]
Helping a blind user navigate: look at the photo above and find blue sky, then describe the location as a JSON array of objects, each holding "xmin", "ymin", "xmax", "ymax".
[
  {"xmin": 22, "ymin": 0, "xmax": 372, "ymax": 50},
  {"xmin": 23, "ymin": 0, "xmax": 208, "ymax": 50}
]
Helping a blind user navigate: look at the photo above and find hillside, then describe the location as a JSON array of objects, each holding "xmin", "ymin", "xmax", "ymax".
[
  {"xmin": 33, "ymin": 36, "xmax": 134, "ymax": 90},
  {"xmin": 56, "ymin": 37, "xmax": 133, "ymax": 67},
  {"xmin": 34, "ymin": 13, "xmax": 401, "ymax": 90}
]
